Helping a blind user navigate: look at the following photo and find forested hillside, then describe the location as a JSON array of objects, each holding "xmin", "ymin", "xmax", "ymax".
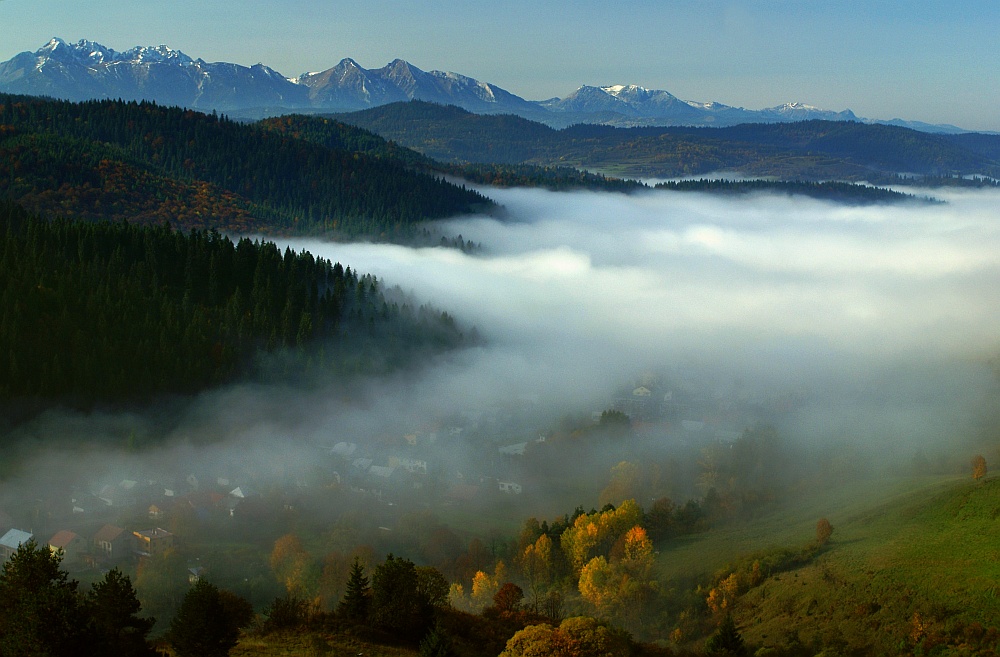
[
  {"xmin": 260, "ymin": 112, "xmax": 647, "ymax": 193},
  {"xmin": 653, "ymin": 179, "xmax": 938, "ymax": 204},
  {"xmin": 0, "ymin": 200, "xmax": 468, "ymax": 405},
  {"xmin": 0, "ymin": 95, "xmax": 491, "ymax": 238},
  {"xmin": 334, "ymin": 101, "xmax": 1000, "ymax": 181}
]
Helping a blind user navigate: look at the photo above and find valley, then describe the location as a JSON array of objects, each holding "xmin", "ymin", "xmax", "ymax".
[{"xmin": 2, "ymin": 80, "xmax": 1000, "ymax": 657}]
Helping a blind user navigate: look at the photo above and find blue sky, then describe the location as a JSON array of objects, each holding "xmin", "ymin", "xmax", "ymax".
[{"xmin": 2, "ymin": 0, "xmax": 998, "ymax": 130}]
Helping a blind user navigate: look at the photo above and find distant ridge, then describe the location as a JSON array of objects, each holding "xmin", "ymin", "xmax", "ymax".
[{"xmin": 0, "ymin": 38, "xmax": 973, "ymax": 133}]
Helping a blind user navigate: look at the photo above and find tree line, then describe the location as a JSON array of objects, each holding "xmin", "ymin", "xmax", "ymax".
[
  {"xmin": 260, "ymin": 112, "xmax": 648, "ymax": 193},
  {"xmin": 334, "ymin": 100, "xmax": 1000, "ymax": 181},
  {"xmin": 0, "ymin": 94, "xmax": 492, "ymax": 237},
  {"xmin": 0, "ymin": 200, "xmax": 470, "ymax": 406},
  {"xmin": 653, "ymin": 178, "xmax": 936, "ymax": 205}
]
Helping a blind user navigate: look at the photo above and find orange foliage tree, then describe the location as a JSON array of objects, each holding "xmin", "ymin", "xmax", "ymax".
[{"xmin": 972, "ymin": 454, "xmax": 988, "ymax": 481}]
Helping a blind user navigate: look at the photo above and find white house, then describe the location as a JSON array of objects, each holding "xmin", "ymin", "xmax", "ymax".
[
  {"xmin": 0, "ymin": 528, "xmax": 32, "ymax": 561},
  {"xmin": 498, "ymin": 481, "xmax": 523, "ymax": 495},
  {"xmin": 499, "ymin": 442, "xmax": 528, "ymax": 456}
]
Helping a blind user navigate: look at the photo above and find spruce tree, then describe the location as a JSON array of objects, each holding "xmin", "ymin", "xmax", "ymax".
[
  {"xmin": 419, "ymin": 622, "xmax": 455, "ymax": 657},
  {"xmin": 706, "ymin": 614, "xmax": 749, "ymax": 656},
  {"xmin": 370, "ymin": 554, "xmax": 433, "ymax": 641},
  {"xmin": 338, "ymin": 557, "xmax": 371, "ymax": 622},
  {"xmin": 0, "ymin": 539, "xmax": 91, "ymax": 657},
  {"xmin": 86, "ymin": 568, "xmax": 157, "ymax": 657},
  {"xmin": 167, "ymin": 579, "xmax": 240, "ymax": 657}
]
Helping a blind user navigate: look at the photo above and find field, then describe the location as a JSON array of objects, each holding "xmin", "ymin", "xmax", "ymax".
[{"xmin": 658, "ymin": 472, "xmax": 1000, "ymax": 654}]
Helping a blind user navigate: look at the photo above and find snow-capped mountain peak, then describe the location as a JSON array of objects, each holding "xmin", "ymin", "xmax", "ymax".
[
  {"xmin": 0, "ymin": 38, "xmax": 964, "ymax": 132},
  {"xmin": 121, "ymin": 44, "xmax": 194, "ymax": 66},
  {"xmin": 36, "ymin": 38, "xmax": 120, "ymax": 66},
  {"xmin": 771, "ymin": 101, "xmax": 821, "ymax": 112},
  {"xmin": 602, "ymin": 84, "xmax": 634, "ymax": 95}
]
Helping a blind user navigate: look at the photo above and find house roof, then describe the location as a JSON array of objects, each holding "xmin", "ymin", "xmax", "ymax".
[
  {"xmin": 93, "ymin": 524, "xmax": 125, "ymax": 543},
  {"xmin": 0, "ymin": 528, "xmax": 32, "ymax": 550},
  {"xmin": 48, "ymin": 530, "xmax": 81, "ymax": 549},
  {"xmin": 134, "ymin": 528, "xmax": 173, "ymax": 540},
  {"xmin": 369, "ymin": 465, "xmax": 397, "ymax": 478},
  {"xmin": 329, "ymin": 442, "xmax": 357, "ymax": 457}
]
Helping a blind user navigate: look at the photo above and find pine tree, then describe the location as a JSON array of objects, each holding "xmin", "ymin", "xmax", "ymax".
[
  {"xmin": 370, "ymin": 554, "xmax": 433, "ymax": 641},
  {"xmin": 338, "ymin": 557, "xmax": 371, "ymax": 622},
  {"xmin": 0, "ymin": 539, "xmax": 92, "ymax": 657},
  {"xmin": 167, "ymin": 579, "xmax": 240, "ymax": 657},
  {"xmin": 419, "ymin": 622, "xmax": 455, "ymax": 657},
  {"xmin": 705, "ymin": 614, "xmax": 748, "ymax": 656},
  {"xmin": 86, "ymin": 568, "xmax": 158, "ymax": 657}
]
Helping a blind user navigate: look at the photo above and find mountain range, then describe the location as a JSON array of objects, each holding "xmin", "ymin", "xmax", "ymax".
[{"xmin": 0, "ymin": 38, "xmax": 968, "ymax": 133}]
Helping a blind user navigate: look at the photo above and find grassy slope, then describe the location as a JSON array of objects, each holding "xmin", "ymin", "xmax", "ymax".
[
  {"xmin": 230, "ymin": 632, "xmax": 418, "ymax": 657},
  {"xmin": 662, "ymin": 474, "xmax": 1000, "ymax": 654},
  {"xmin": 153, "ymin": 475, "xmax": 999, "ymax": 656}
]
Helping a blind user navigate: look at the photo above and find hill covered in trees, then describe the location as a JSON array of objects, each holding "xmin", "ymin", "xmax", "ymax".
[
  {"xmin": 0, "ymin": 200, "xmax": 469, "ymax": 408},
  {"xmin": 333, "ymin": 101, "xmax": 1000, "ymax": 182},
  {"xmin": 259, "ymin": 112, "xmax": 951, "ymax": 199},
  {"xmin": 258, "ymin": 112, "xmax": 649, "ymax": 193},
  {"xmin": 653, "ymin": 179, "xmax": 938, "ymax": 205},
  {"xmin": 0, "ymin": 94, "xmax": 491, "ymax": 239}
]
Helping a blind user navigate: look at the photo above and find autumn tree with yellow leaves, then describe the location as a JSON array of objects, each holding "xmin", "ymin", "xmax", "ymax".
[
  {"xmin": 972, "ymin": 454, "xmax": 988, "ymax": 481},
  {"xmin": 270, "ymin": 533, "xmax": 319, "ymax": 603},
  {"xmin": 578, "ymin": 526, "xmax": 657, "ymax": 632}
]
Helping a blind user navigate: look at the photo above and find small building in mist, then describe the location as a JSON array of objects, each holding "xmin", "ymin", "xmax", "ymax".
[
  {"xmin": 0, "ymin": 528, "xmax": 32, "ymax": 561},
  {"xmin": 48, "ymin": 530, "xmax": 87, "ymax": 566},
  {"xmin": 133, "ymin": 528, "xmax": 174, "ymax": 557},
  {"xmin": 93, "ymin": 524, "xmax": 130, "ymax": 563},
  {"xmin": 498, "ymin": 481, "xmax": 523, "ymax": 495},
  {"xmin": 498, "ymin": 442, "xmax": 529, "ymax": 456}
]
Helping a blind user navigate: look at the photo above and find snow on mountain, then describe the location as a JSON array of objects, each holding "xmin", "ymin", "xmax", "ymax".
[
  {"xmin": 0, "ymin": 38, "xmax": 970, "ymax": 132},
  {"xmin": 759, "ymin": 102, "xmax": 859, "ymax": 122},
  {"xmin": 296, "ymin": 58, "xmax": 407, "ymax": 109},
  {"xmin": 121, "ymin": 44, "xmax": 195, "ymax": 65},
  {"xmin": 297, "ymin": 56, "xmax": 539, "ymax": 114},
  {"xmin": 0, "ymin": 38, "xmax": 308, "ymax": 110}
]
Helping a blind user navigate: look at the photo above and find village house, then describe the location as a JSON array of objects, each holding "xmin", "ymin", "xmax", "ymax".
[
  {"xmin": 48, "ymin": 530, "xmax": 88, "ymax": 566},
  {"xmin": 133, "ymin": 527, "xmax": 174, "ymax": 557},
  {"xmin": 93, "ymin": 523, "xmax": 130, "ymax": 563},
  {"xmin": 498, "ymin": 442, "xmax": 529, "ymax": 456},
  {"xmin": 328, "ymin": 442, "xmax": 357, "ymax": 458},
  {"xmin": 229, "ymin": 486, "xmax": 255, "ymax": 499},
  {"xmin": 389, "ymin": 456, "xmax": 429, "ymax": 475},
  {"xmin": 0, "ymin": 528, "xmax": 32, "ymax": 561},
  {"xmin": 498, "ymin": 481, "xmax": 523, "ymax": 495}
]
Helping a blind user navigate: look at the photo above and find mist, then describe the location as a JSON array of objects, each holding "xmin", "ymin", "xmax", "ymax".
[
  {"xmin": 4, "ymin": 184, "xmax": 1000, "ymax": 555},
  {"xmin": 288, "ymin": 185, "xmax": 1000, "ymax": 446}
]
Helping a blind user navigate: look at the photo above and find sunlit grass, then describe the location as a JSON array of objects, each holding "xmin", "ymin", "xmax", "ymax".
[{"xmin": 662, "ymin": 473, "xmax": 1000, "ymax": 653}]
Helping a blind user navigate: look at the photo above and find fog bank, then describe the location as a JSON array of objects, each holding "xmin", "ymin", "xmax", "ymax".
[
  {"xmin": 5, "ymin": 185, "xmax": 1000, "ymax": 522},
  {"xmin": 289, "ymin": 187, "xmax": 1000, "ymax": 434}
]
